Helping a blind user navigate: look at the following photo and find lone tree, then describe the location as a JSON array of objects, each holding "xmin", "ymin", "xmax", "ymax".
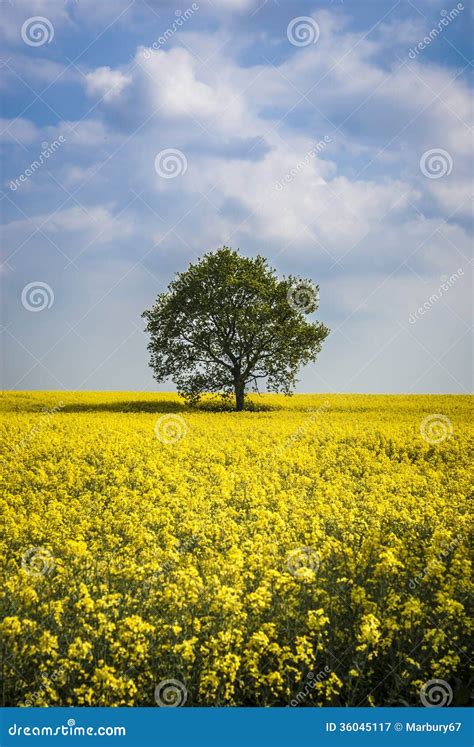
[{"xmin": 143, "ymin": 247, "xmax": 329, "ymax": 411}]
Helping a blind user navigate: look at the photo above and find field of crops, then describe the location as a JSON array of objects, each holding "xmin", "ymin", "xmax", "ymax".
[{"xmin": 1, "ymin": 391, "xmax": 472, "ymax": 707}]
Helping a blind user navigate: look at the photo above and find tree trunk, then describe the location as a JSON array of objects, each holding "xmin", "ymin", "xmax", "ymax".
[{"xmin": 235, "ymin": 382, "xmax": 245, "ymax": 412}]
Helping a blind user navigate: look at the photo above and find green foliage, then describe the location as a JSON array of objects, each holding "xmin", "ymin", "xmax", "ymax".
[{"xmin": 142, "ymin": 247, "xmax": 329, "ymax": 410}]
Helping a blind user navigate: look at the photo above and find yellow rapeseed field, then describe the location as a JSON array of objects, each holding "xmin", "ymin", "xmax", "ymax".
[{"xmin": 1, "ymin": 391, "xmax": 472, "ymax": 707}]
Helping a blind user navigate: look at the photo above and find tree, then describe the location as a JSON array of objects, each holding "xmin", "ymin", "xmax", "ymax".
[{"xmin": 142, "ymin": 247, "xmax": 329, "ymax": 411}]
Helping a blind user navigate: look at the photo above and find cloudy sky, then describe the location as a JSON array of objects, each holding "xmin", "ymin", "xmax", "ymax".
[{"xmin": 1, "ymin": 0, "xmax": 472, "ymax": 393}]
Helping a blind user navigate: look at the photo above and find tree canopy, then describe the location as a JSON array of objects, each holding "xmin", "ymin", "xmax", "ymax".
[{"xmin": 143, "ymin": 247, "xmax": 329, "ymax": 410}]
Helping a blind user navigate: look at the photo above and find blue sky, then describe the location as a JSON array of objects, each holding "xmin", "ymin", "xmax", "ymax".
[{"xmin": 1, "ymin": 0, "xmax": 472, "ymax": 393}]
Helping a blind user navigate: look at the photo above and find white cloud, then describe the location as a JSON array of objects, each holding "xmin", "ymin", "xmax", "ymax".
[
  {"xmin": 85, "ymin": 66, "xmax": 132, "ymax": 102},
  {"xmin": 211, "ymin": 0, "xmax": 256, "ymax": 8},
  {"xmin": 136, "ymin": 47, "xmax": 250, "ymax": 134},
  {"xmin": 75, "ymin": 15, "xmax": 471, "ymax": 268},
  {"xmin": 2, "ymin": 5, "xmax": 471, "ymax": 392},
  {"xmin": 425, "ymin": 179, "xmax": 472, "ymax": 218},
  {"xmin": 3, "ymin": 205, "xmax": 134, "ymax": 249},
  {"xmin": 0, "ymin": 118, "xmax": 40, "ymax": 145}
]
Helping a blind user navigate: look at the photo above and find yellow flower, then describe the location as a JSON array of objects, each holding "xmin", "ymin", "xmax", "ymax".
[{"xmin": 1, "ymin": 391, "xmax": 470, "ymax": 706}]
